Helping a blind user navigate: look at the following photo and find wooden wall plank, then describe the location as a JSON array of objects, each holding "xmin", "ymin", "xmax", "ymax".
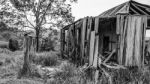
[
  {"xmin": 117, "ymin": 15, "xmax": 147, "ymax": 67},
  {"xmin": 94, "ymin": 17, "xmax": 99, "ymax": 34},
  {"xmin": 80, "ymin": 17, "xmax": 88, "ymax": 65},
  {"xmin": 93, "ymin": 36, "xmax": 99, "ymax": 67},
  {"xmin": 89, "ymin": 31, "xmax": 95, "ymax": 65},
  {"xmin": 85, "ymin": 17, "xmax": 92, "ymax": 63}
]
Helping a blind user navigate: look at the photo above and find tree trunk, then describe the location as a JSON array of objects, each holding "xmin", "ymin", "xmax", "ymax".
[
  {"xmin": 36, "ymin": 28, "xmax": 40, "ymax": 52},
  {"xmin": 35, "ymin": 13, "xmax": 40, "ymax": 52}
]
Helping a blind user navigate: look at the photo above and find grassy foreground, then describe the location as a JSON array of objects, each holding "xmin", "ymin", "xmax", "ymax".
[
  {"xmin": 1, "ymin": 48, "xmax": 150, "ymax": 84},
  {"xmin": 0, "ymin": 48, "xmax": 83, "ymax": 84}
]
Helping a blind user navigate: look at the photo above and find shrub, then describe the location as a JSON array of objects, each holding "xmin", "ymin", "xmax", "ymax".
[
  {"xmin": 9, "ymin": 38, "xmax": 19, "ymax": 51},
  {"xmin": 31, "ymin": 52, "xmax": 59, "ymax": 66}
]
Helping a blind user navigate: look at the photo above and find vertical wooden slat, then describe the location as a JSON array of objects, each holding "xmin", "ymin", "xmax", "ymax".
[
  {"xmin": 93, "ymin": 17, "xmax": 100, "ymax": 84},
  {"xmin": 74, "ymin": 23, "xmax": 77, "ymax": 64},
  {"xmin": 89, "ymin": 31, "xmax": 95, "ymax": 65},
  {"xmin": 60, "ymin": 29, "xmax": 63, "ymax": 57},
  {"xmin": 86, "ymin": 17, "xmax": 92, "ymax": 64},
  {"xmin": 84, "ymin": 17, "xmax": 92, "ymax": 63},
  {"xmin": 116, "ymin": 15, "xmax": 121, "ymax": 35},
  {"xmin": 93, "ymin": 17, "xmax": 99, "ymax": 67},
  {"xmin": 142, "ymin": 16, "xmax": 147, "ymax": 67},
  {"xmin": 94, "ymin": 17, "xmax": 99, "ymax": 34},
  {"xmin": 80, "ymin": 17, "xmax": 87, "ymax": 65},
  {"xmin": 117, "ymin": 15, "xmax": 128, "ymax": 65},
  {"xmin": 93, "ymin": 36, "xmax": 99, "ymax": 67},
  {"xmin": 66, "ymin": 30, "xmax": 69, "ymax": 57}
]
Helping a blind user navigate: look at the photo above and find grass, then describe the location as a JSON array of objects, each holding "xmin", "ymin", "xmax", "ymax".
[
  {"xmin": 0, "ymin": 48, "xmax": 23, "ymax": 78},
  {"xmin": 1, "ymin": 47, "xmax": 150, "ymax": 84},
  {"xmin": 31, "ymin": 51, "xmax": 60, "ymax": 67},
  {"xmin": 46, "ymin": 61, "xmax": 82, "ymax": 84},
  {"xmin": 0, "ymin": 48, "xmax": 45, "ymax": 84},
  {"xmin": 0, "ymin": 79, "xmax": 43, "ymax": 84}
]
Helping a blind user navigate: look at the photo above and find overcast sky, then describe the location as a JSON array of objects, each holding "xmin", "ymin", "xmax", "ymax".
[
  {"xmin": 71, "ymin": 0, "xmax": 150, "ymax": 37},
  {"xmin": 71, "ymin": 0, "xmax": 150, "ymax": 20}
]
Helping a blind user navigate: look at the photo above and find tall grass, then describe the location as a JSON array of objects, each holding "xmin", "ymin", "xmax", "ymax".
[
  {"xmin": 0, "ymin": 48, "xmax": 23, "ymax": 79},
  {"xmin": 1, "ymin": 47, "xmax": 150, "ymax": 84},
  {"xmin": 31, "ymin": 52, "xmax": 60, "ymax": 67},
  {"xmin": 46, "ymin": 61, "xmax": 82, "ymax": 84}
]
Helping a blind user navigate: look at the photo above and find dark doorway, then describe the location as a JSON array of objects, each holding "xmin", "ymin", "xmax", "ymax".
[{"xmin": 103, "ymin": 36, "xmax": 110, "ymax": 54}]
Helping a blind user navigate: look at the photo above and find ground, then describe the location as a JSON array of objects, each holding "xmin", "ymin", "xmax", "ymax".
[
  {"xmin": 1, "ymin": 44, "xmax": 150, "ymax": 84},
  {"xmin": 0, "ymin": 48, "xmax": 43, "ymax": 84},
  {"xmin": 0, "ymin": 47, "xmax": 82, "ymax": 84}
]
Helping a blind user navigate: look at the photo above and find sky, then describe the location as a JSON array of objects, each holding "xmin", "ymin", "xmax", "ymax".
[
  {"xmin": 71, "ymin": 0, "xmax": 150, "ymax": 20},
  {"xmin": 71, "ymin": 0, "xmax": 150, "ymax": 37}
]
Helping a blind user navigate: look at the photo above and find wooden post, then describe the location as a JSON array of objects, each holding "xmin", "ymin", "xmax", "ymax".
[
  {"xmin": 18, "ymin": 35, "xmax": 33, "ymax": 78},
  {"xmin": 93, "ymin": 17, "xmax": 100, "ymax": 84}
]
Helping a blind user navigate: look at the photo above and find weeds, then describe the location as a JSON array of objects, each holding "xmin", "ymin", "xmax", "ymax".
[
  {"xmin": 31, "ymin": 52, "xmax": 60, "ymax": 67},
  {"xmin": 1, "ymin": 48, "xmax": 150, "ymax": 84},
  {"xmin": 46, "ymin": 61, "xmax": 81, "ymax": 84}
]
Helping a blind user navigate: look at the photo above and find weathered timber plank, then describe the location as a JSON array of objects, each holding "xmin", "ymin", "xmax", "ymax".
[
  {"xmin": 94, "ymin": 17, "xmax": 99, "ymax": 33},
  {"xmin": 89, "ymin": 31, "xmax": 95, "ymax": 65},
  {"xmin": 80, "ymin": 17, "xmax": 87, "ymax": 65},
  {"xmin": 93, "ymin": 36, "xmax": 99, "ymax": 67},
  {"xmin": 85, "ymin": 17, "xmax": 92, "ymax": 63},
  {"xmin": 93, "ymin": 17, "xmax": 99, "ymax": 67}
]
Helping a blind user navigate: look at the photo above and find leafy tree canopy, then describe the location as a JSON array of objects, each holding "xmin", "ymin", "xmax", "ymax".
[
  {"xmin": 9, "ymin": 0, "xmax": 77, "ymax": 30},
  {"xmin": 8, "ymin": 0, "xmax": 77, "ymax": 51},
  {"xmin": 0, "ymin": 0, "xmax": 25, "ymax": 29}
]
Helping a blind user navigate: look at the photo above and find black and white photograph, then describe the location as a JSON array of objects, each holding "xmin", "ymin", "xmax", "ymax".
[{"xmin": 0, "ymin": 0, "xmax": 150, "ymax": 84}]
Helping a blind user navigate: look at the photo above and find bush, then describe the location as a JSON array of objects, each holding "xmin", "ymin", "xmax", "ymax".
[
  {"xmin": 31, "ymin": 52, "xmax": 59, "ymax": 66},
  {"xmin": 9, "ymin": 38, "xmax": 19, "ymax": 51}
]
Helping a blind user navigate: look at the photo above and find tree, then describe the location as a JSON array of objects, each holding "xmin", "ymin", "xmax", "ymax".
[
  {"xmin": 10, "ymin": 0, "xmax": 76, "ymax": 51},
  {"xmin": 0, "ymin": 0, "xmax": 25, "ymax": 30}
]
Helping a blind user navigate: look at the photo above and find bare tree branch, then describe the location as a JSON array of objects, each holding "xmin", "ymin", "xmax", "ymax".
[
  {"xmin": 23, "ymin": 25, "xmax": 34, "ymax": 29},
  {"xmin": 39, "ymin": 1, "xmax": 52, "ymax": 27},
  {"xmin": 23, "ymin": 11, "xmax": 35, "ymax": 28}
]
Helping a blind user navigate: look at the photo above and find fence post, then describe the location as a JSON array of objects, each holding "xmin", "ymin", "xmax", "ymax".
[{"xmin": 18, "ymin": 35, "xmax": 33, "ymax": 78}]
